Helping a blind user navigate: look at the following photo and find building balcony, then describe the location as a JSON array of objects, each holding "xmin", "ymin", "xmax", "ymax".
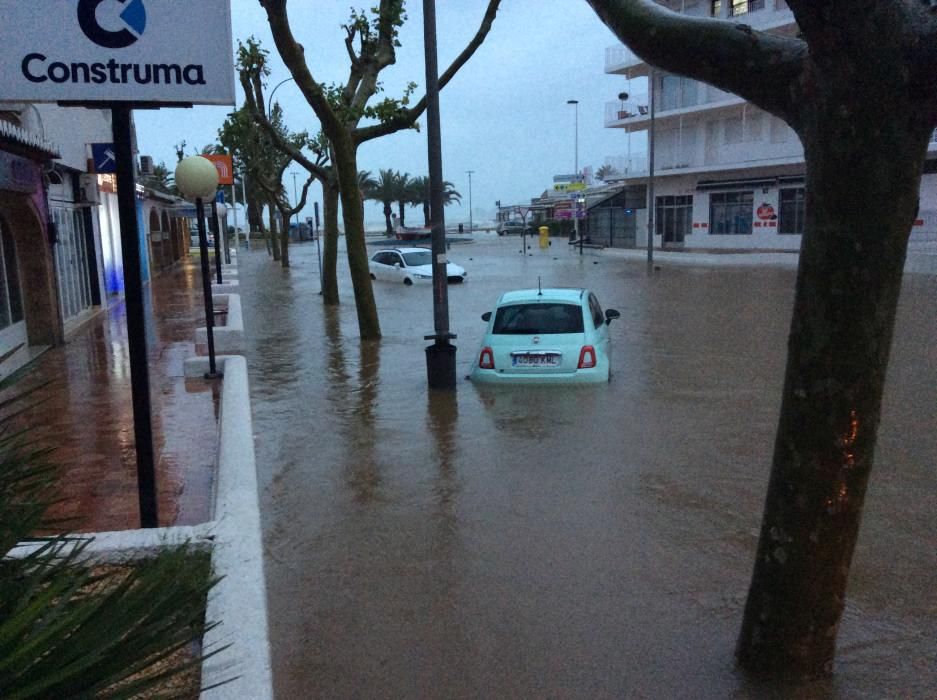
[
  {"xmin": 605, "ymin": 87, "xmax": 744, "ymax": 128},
  {"xmin": 604, "ymin": 1, "xmax": 796, "ymax": 77},
  {"xmin": 725, "ymin": 0, "xmax": 795, "ymax": 32},
  {"xmin": 604, "ymin": 145, "xmax": 805, "ymax": 180},
  {"xmin": 604, "ymin": 45, "xmax": 643, "ymax": 76}
]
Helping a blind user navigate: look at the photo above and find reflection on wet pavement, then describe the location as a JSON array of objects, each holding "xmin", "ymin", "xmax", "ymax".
[
  {"xmin": 242, "ymin": 238, "xmax": 937, "ymax": 698},
  {"xmin": 0, "ymin": 258, "xmax": 219, "ymax": 532}
]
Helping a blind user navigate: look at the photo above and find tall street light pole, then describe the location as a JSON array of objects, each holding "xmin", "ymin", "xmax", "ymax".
[
  {"xmin": 567, "ymin": 99, "xmax": 582, "ymax": 254},
  {"xmin": 466, "ymin": 170, "xmax": 474, "ymax": 236},
  {"xmin": 267, "ymin": 76, "xmax": 294, "ymax": 116},
  {"xmin": 647, "ymin": 68, "xmax": 656, "ymax": 269},
  {"xmin": 291, "ymin": 170, "xmax": 301, "ymax": 234},
  {"xmin": 423, "ymin": 0, "xmax": 456, "ymax": 390}
]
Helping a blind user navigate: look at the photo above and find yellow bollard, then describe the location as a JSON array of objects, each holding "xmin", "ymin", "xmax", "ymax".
[{"xmin": 538, "ymin": 225, "xmax": 550, "ymax": 249}]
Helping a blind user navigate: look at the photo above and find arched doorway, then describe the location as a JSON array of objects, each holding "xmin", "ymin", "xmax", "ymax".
[
  {"xmin": 0, "ymin": 216, "xmax": 26, "ymax": 363},
  {"xmin": 0, "ymin": 191, "xmax": 61, "ymax": 380}
]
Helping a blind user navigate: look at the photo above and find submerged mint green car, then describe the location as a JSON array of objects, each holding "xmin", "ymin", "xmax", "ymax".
[{"xmin": 470, "ymin": 288, "xmax": 620, "ymax": 384}]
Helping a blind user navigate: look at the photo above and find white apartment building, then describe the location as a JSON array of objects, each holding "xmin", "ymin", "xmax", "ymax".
[{"xmin": 603, "ymin": 0, "xmax": 937, "ymax": 253}]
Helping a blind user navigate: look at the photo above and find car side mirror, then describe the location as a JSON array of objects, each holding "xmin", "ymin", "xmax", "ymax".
[
  {"xmin": 605, "ymin": 308, "xmax": 621, "ymax": 324},
  {"xmin": 394, "ymin": 262, "xmax": 401, "ymax": 268},
  {"xmin": 481, "ymin": 311, "xmax": 492, "ymax": 322}
]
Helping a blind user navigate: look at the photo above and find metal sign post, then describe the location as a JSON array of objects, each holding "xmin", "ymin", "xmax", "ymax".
[
  {"xmin": 1, "ymin": 0, "xmax": 236, "ymax": 528},
  {"xmin": 112, "ymin": 104, "xmax": 158, "ymax": 527}
]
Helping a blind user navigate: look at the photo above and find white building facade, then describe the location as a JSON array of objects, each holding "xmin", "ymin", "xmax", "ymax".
[{"xmin": 603, "ymin": 0, "xmax": 937, "ymax": 255}]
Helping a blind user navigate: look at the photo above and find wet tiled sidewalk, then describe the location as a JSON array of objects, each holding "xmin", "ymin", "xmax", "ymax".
[{"xmin": 1, "ymin": 258, "xmax": 219, "ymax": 533}]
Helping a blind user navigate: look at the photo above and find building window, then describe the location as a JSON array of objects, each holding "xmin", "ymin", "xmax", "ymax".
[
  {"xmin": 731, "ymin": 0, "xmax": 765, "ymax": 15},
  {"xmin": 711, "ymin": 0, "xmax": 722, "ymax": 16},
  {"xmin": 658, "ymin": 74, "xmax": 699, "ymax": 111},
  {"xmin": 724, "ymin": 117, "xmax": 743, "ymax": 144},
  {"xmin": 710, "ymin": 191, "xmax": 753, "ymax": 235},
  {"xmin": 778, "ymin": 187, "xmax": 806, "ymax": 235},
  {"xmin": 656, "ymin": 195, "xmax": 693, "ymax": 243}
]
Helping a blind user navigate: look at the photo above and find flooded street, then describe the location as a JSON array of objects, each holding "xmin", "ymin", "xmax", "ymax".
[{"xmin": 239, "ymin": 236, "xmax": 936, "ymax": 698}]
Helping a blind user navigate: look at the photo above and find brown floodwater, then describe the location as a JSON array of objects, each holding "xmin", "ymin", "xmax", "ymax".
[{"xmin": 239, "ymin": 235, "xmax": 936, "ymax": 699}]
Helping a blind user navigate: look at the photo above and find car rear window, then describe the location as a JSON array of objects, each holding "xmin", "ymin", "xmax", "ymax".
[
  {"xmin": 492, "ymin": 303, "xmax": 584, "ymax": 335},
  {"xmin": 402, "ymin": 251, "xmax": 433, "ymax": 266}
]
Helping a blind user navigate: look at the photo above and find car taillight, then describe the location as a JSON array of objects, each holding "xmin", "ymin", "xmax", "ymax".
[
  {"xmin": 478, "ymin": 346, "xmax": 495, "ymax": 369},
  {"xmin": 577, "ymin": 345, "xmax": 596, "ymax": 369}
]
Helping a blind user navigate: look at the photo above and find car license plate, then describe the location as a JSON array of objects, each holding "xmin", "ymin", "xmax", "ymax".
[{"xmin": 512, "ymin": 353, "xmax": 560, "ymax": 367}]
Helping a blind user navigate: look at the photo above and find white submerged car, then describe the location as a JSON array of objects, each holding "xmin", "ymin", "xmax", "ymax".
[
  {"xmin": 369, "ymin": 247, "xmax": 467, "ymax": 285},
  {"xmin": 470, "ymin": 288, "xmax": 620, "ymax": 385}
]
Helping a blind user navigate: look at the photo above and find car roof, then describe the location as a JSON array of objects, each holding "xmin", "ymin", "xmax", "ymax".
[
  {"xmin": 497, "ymin": 288, "xmax": 586, "ymax": 305},
  {"xmin": 374, "ymin": 247, "xmax": 430, "ymax": 254}
]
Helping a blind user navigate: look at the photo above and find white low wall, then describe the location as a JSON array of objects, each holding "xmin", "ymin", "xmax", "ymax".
[
  {"xmin": 196, "ymin": 294, "xmax": 244, "ymax": 354},
  {"xmin": 196, "ymin": 355, "xmax": 272, "ymax": 699},
  {"xmin": 211, "ymin": 280, "xmax": 240, "ymax": 295}
]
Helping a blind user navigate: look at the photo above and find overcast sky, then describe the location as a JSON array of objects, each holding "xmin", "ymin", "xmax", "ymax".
[{"xmin": 134, "ymin": 1, "xmax": 637, "ymax": 227}]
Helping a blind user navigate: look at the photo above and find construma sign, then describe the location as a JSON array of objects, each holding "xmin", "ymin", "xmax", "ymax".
[{"xmin": 0, "ymin": 0, "xmax": 235, "ymax": 105}]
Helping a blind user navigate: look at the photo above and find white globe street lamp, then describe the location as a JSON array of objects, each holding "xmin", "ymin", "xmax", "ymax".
[
  {"xmin": 174, "ymin": 156, "xmax": 222, "ymax": 377},
  {"xmin": 174, "ymin": 155, "xmax": 219, "ymax": 200}
]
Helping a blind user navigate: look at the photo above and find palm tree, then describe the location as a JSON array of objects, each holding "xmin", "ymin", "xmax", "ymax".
[
  {"xmin": 357, "ymin": 170, "xmax": 377, "ymax": 229},
  {"xmin": 408, "ymin": 177, "xmax": 461, "ymax": 227},
  {"xmin": 140, "ymin": 161, "xmax": 176, "ymax": 195},
  {"xmin": 595, "ymin": 164, "xmax": 620, "ymax": 182},
  {"xmin": 366, "ymin": 169, "xmax": 403, "ymax": 235},
  {"xmin": 394, "ymin": 172, "xmax": 411, "ymax": 228}
]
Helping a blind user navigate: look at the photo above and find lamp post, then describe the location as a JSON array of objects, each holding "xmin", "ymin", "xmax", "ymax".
[
  {"xmin": 209, "ymin": 196, "xmax": 223, "ymax": 284},
  {"xmin": 466, "ymin": 170, "xmax": 474, "ymax": 236},
  {"xmin": 291, "ymin": 171, "xmax": 301, "ymax": 235},
  {"xmin": 216, "ymin": 200, "xmax": 230, "ymax": 265},
  {"xmin": 647, "ymin": 67, "xmax": 656, "ymax": 269},
  {"xmin": 567, "ymin": 99, "xmax": 582, "ymax": 253},
  {"xmin": 567, "ymin": 99, "xmax": 579, "ymax": 176},
  {"xmin": 423, "ymin": 0, "xmax": 456, "ymax": 390},
  {"xmin": 267, "ymin": 76, "xmax": 294, "ymax": 116},
  {"xmin": 175, "ymin": 156, "xmax": 222, "ymax": 378}
]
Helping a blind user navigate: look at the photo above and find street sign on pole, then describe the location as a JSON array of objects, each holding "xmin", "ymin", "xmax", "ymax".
[{"xmin": 90, "ymin": 143, "xmax": 117, "ymax": 173}]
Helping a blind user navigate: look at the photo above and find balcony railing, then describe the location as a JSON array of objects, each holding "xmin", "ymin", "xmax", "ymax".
[
  {"xmin": 605, "ymin": 98, "xmax": 650, "ymax": 125},
  {"xmin": 602, "ymin": 155, "xmax": 648, "ymax": 178},
  {"xmin": 604, "ymin": 45, "xmax": 641, "ymax": 73}
]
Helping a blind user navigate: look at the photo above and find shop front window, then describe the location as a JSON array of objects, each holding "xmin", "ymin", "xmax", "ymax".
[{"xmin": 709, "ymin": 191, "xmax": 753, "ymax": 234}]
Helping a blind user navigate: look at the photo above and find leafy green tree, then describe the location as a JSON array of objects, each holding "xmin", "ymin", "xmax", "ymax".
[
  {"xmin": 258, "ymin": 0, "xmax": 502, "ymax": 340},
  {"xmin": 586, "ymin": 0, "xmax": 937, "ymax": 678},
  {"xmin": 236, "ymin": 38, "xmax": 344, "ymax": 295}
]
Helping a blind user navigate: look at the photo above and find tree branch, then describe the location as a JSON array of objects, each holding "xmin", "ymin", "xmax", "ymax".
[
  {"xmin": 239, "ymin": 70, "xmax": 330, "ymax": 183},
  {"xmin": 354, "ymin": 0, "xmax": 502, "ymax": 144},
  {"xmin": 261, "ymin": 0, "xmax": 347, "ymax": 140},
  {"xmin": 583, "ymin": 0, "xmax": 808, "ymax": 125}
]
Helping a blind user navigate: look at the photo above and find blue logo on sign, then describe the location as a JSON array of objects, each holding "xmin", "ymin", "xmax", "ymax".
[{"xmin": 78, "ymin": 0, "xmax": 147, "ymax": 49}]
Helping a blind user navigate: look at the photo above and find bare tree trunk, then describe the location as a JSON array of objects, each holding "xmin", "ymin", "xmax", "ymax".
[
  {"xmin": 247, "ymin": 195, "xmax": 264, "ymax": 240},
  {"xmin": 334, "ymin": 138, "xmax": 380, "ymax": 339},
  {"xmin": 736, "ymin": 113, "xmax": 928, "ymax": 676},
  {"xmin": 397, "ymin": 200, "xmax": 406, "ymax": 228},
  {"xmin": 422, "ymin": 200, "xmax": 430, "ymax": 227},
  {"xmin": 268, "ymin": 199, "xmax": 281, "ymax": 261},
  {"xmin": 383, "ymin": 202, "xmax": 393, "ymax": 235},
  {"xmin": 322, "ymin": 179, "xmax": 340, "ymax": 305},
  {"xmin": 279, "ymin": 206, "xmax": 290, "ymax": 268}
]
